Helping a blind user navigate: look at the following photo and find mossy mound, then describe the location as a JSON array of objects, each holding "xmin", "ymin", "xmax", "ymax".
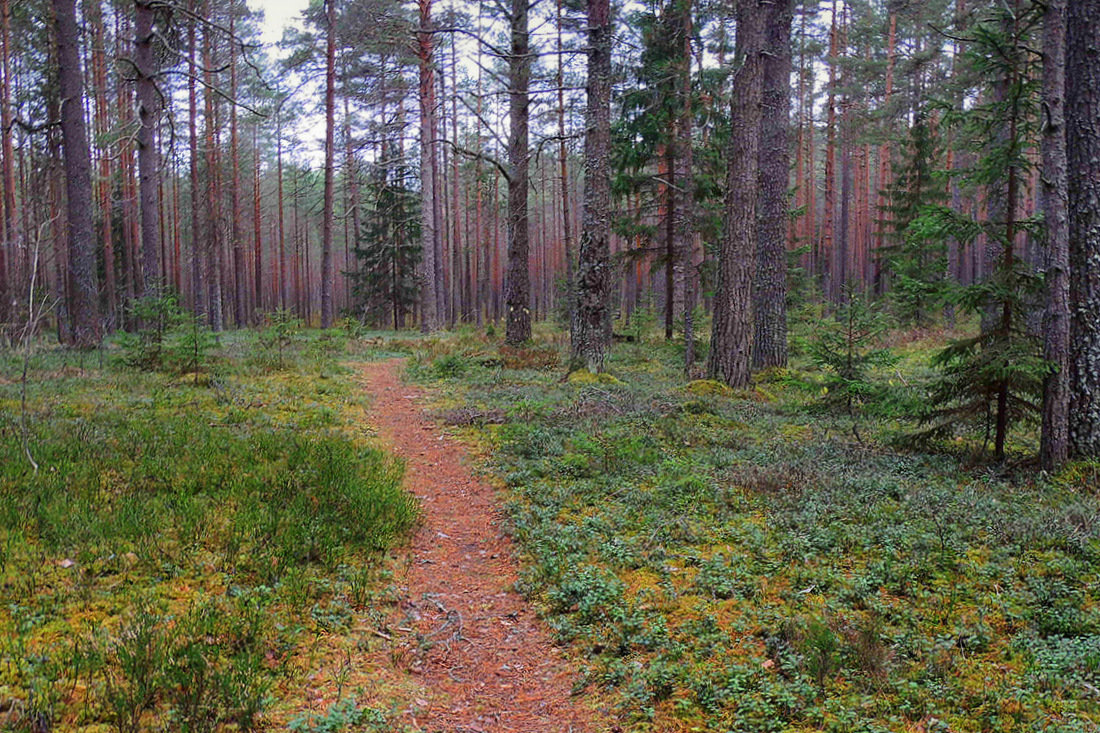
[
  {"xmin": 684, "ymin": 379, "xmax": 734, "ymax": 398},
  {"xmin": 174, "ymin": 371, "xmax": 212, "ymax": 387},
  {"xmin": 567, "ymin": 369, "xmax": 624, "ymax": 385}
]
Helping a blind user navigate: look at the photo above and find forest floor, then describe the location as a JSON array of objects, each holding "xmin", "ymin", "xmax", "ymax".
[
  {"xmin": 0, "ymin": 331, "xmax": 426, "ymax": 732},
  {"xmin": 398, "ymin": 320, "xmax": 1100, "ymax": 732},
  {"xmin": 2, "ymin": 315, "xmax": 1099, "ymax": 732},
  {"xmin": 353, "ymin": 358, "xmax": 599, "ymax": 732}
]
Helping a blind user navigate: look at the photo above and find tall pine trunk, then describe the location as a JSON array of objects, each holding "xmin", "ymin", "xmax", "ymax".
[
  {"xmin": 874, "ymin": 11, "xmax": 897, "ymax": 294},
  {"xmin": 822, "ymin": 0, "xmax": 839, "ymax": 302},
  {"xmin": 557, "ymin": 0, "xmax": 573, "ymax": 295},
  {"xmin": 673, "ymin": 0, "xmax": 695, "ymax": 371},
  {"xmin": 277, "ymin": 108, "xmax": 287, "ymax": 311},
  {"xmin": 416, "ymin": 0, "xmax": 438, "ymax": 332},
  {"xmin": 320, "ymin": 0, "xmax": 336, "ymax": 328},
  {"xmin": 1040, "ymin": 0, "xmax": 1069, "ymax": 470},
  {"xmin": 135, "ymin": 0, "xmax": 161, "ymax": 296},
  {"xmin": 229, "ymin": 4, "xmax": 246, "ymax": 326},
  {"xmin": 752, "ymin": 0, "xmax": 792, "ymax": 369},
  {"xmin": 202, "ymin": 10, "xmax": 223, "ymax": 330},
  {"xmin": 89, "ymin": 0, "xmax": 116, "ymax": 326},
  {"xmin": 570, "ymin": 0, "xmax": 612, "ymax": 372},
  {"xmin": 707, "ymin": 0, "xmax": 764, "ymax": 387},
  {"xmin": 0, "ymin": 0, "xmax": 14, "ymax": 325},
  {"xmin": 1067, "ymin": 0, "xmax": 1100, "ymax": 457},
  {"xmin": 504, "ymin": 0, "xmax": 531, "ymax": 344},
  {"xmin": 53, "ymin": 0, "xmax": 100, "ymax": 347}
]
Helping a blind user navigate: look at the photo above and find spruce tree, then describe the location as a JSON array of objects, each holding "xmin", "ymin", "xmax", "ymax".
[
  {"xmin": 880, "ymin": 112, "xmax": 948, "ymax": 326},
  {"xmin": 915, "ymin": 2, "xmax": 1048, "ymax": 460},
  {"xmin": 351, "ymin": 162, "xmax": 421, "ymax": 329}
]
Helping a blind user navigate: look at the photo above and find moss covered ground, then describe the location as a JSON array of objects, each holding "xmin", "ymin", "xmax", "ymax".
[
  {"xmin": 406, "ymin": 319, "xmax": 1100, "ymax": 733},
  {"xmin": 0, "ymin": 329, "xmax": 417, "ymax": 732}
]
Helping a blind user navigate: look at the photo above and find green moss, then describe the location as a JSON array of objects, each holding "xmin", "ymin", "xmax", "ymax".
[
  {"xmin": 567, "ymin": 369, "xmax": 624, "ymax": 385},
  {"xmin": 406, "ymin": 322, "xmax": 1100, "ymax": 732},
  {"xmin": 0, "ymin": 332, "xmax": 416, "ymax": 729},
  {"xmin": 684, "ymin": 379, "xmax": 734, "ymax": 397}
]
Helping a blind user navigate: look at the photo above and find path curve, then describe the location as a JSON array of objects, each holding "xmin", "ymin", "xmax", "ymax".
[{"xmin": 360, "ymin": 358, "xmax": 597, "ymax": 733}]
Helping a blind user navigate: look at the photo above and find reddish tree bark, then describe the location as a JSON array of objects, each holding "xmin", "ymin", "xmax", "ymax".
[
  {"xmin": 874, "ymin": 11, "xmax": 897, "ymax": 294},
  {"xmin": 673, "ymin": 0, "xmax": 696, "ymax": 370},
  {"xmin": 229, "ymin": 3, "xmax": 246, "ymax": 325},
  {"xmin": 89, "ymin": 0, "xmax": 116, "ymax": 325},
  {"xmin": 822, "ymin": 0, "xmax": 839, "ymax": 301}
]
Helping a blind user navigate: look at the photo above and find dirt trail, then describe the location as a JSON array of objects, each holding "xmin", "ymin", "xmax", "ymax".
[{"xmin": 359, "ymin": 359, "xmax": 597, "ymax": 733}]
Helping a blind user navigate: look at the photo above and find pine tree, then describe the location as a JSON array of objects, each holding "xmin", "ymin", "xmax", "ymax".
[
  {"xmin": 708, "ymin": 0, "xmax": 765, "ymax": 388},
  {"xmin": 1039, "ymin": 0, "xmax": 1069, "ymax": 470},
  {"xmin": 53, "ymin": 0, "xmax": 100, "ymax": 348},
  {"xmin": 570, "ymin": 0, "xmax": 613, "ymax": 372}
]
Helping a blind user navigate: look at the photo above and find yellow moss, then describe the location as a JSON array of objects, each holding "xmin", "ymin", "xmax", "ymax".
[
  {"xmin": 567, "ymin": 369, "xmax": 624, "ymax": 385},
  {"xmin": 753, "ymin": 386, "xmax": 778, "ymax": 402},
  {"xmin": 778, "ymin": 423, "xmax": 813, "ymax": 443},
  {"xmin": 684, "ymin": 379, "xmax": 735, "ymax": 397},
  {"xmin": 624, "ymin": 569, "xmax": 662, "ymax": 595},
  {"xmin": 173, "ymin": 372, "xmax": 212, "ymax": 387},
  {"xmin": 1053, "ymin": 458, "xmax": 1100, "ymax": 492}
]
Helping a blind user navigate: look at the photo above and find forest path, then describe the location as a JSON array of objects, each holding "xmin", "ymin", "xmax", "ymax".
[{"xmin": 358, "ymin": 358, "xmax": 597, "ymax": 733}]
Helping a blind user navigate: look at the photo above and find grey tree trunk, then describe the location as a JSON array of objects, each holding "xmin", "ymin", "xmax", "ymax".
[
  {"xmin": 1040, "ymin": 0, "xmax": 1069, "ymax": 470},
  {"xmin": 53, "ymin": 0, "xmax": 100, "ymax": 348},
  {"xmin": 752, "ymin": 0, "xmax": 792, "ymax": 370},
  {"xmin": 504, "ymin": 0, "xmax": 532, "ymax": 345},
  {"xmin": 1067, "ymin": 0, "xmax": 1100, "ymax": 457},
  {"xmin": 135, "ymin": 0, "xmax": 161, "ymax": 296},
  {"xmin": 417, "ymin": 0, "xmax": 439, "ymax": 332},
  {"xmin": 320, "ymin": 0, "xmax": 336, "ymax": 328},
  {"xmin": 557, "ymin": 0, "xmax": 573, "ymax": 293},
  {"xmin": 707, "ymin": 0, "xmax": 765, "ymax": 388},
  {"xmin": 673, "ymin": 0, "xmax": 695, "ymax": 372},
  {"xmin": 229, "ymin": 6, "xmax": 246, "ymax": 326},
  {"xmin": 187, "ymin": 3, "xmax": 204, "ymax": 319},
  {"xmin": 570, "ymin": 0, "xmax": 613, "ymax": 372}
]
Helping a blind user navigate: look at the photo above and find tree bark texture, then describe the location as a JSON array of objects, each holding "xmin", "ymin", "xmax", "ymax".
[
  {"xmin": 320, "ymin": 0, "xmax": 337, "ymax": 328},
  {"xmin": 230, "ymin": 5, "xmax": 246, "ymax": 326},
  {"xmin": 707, "ymin": 0, "xmax": 764, "ymax": 388},
  {"xmin": 752, "ymin": 0, "xmax": 792, "ymax": 370},
  {"xmin": 0, "ymin": 0, "xmax": 14, "ymax": 324},
  {"xmin": 672, "ymin": 0, "xmax": 695, "ymax": 371},
  {"xmin": 417, "ymin": 0, "xmax": 439, "ymax": 332},
  {"xmin": 53, "ymin": 0, "xmax": 100, "ymax": 347},
  {"xmin": 135, "ymin": 0, "xmax": 161, "ymax": 295},
  {"xmin": 570, "ymin": 0, "xmax": 612, "ymax": 372},
  {"xmin": 504, "ymin": 0, "xmax": 531, "ymax": 344},
  {"xmin": 1067, "ymin": 0, "xmax": 1100, "ymax": 457},
  {"xmin": 1040, "ymin": 0, "xmax": 1069, "ymax": 470}
]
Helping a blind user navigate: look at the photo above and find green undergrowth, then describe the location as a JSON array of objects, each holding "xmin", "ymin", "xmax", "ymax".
[
  {"xmin": 0, "ymin": 329, "xmax": 417, "ymax": 732},
  {"xmin": 407, "ymin": 321, "xmax": 1100, "ymax": 732}
]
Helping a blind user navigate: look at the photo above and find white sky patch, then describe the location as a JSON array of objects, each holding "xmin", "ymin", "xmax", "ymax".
[{"xmin": 250, "ymin": 0, "xmax": 310, "ymax": 46}]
